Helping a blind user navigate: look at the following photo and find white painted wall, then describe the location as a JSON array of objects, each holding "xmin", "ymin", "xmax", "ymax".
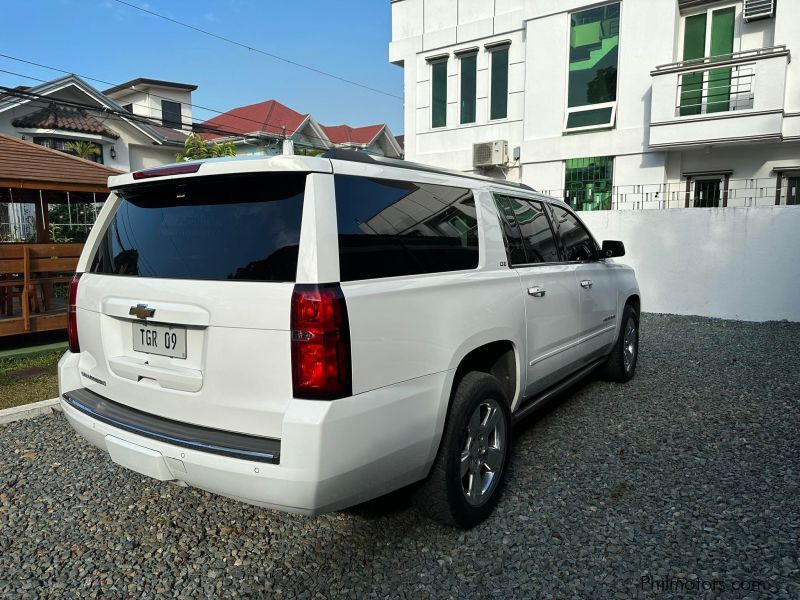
[
  {"xmin": 109, "ymin": 86, "xmax": 193, "ymax": 128},
  {"xmin": 580, "ymin": 206, "xmax": 800, "ymax": 322}
]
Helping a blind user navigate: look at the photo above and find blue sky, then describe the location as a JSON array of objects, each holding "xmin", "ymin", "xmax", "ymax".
[{"xmin": 0, "ymin": 0, "xmax": 404, "ymax": 133}]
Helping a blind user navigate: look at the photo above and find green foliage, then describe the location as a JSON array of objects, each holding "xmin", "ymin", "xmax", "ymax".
[
  {"xmin": 63, "ymin": 140, "xmax": 101, "ymax": 160},
  {"xmin": 176, "ymin": 133, "xmax": 237, "ymax": 162},
  {"xmin": 295, "ymin": 147, "xmax": 324, "ymax": 157}
]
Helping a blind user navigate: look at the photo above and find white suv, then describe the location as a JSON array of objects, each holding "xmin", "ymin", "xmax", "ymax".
[{"xmin": 59, "ymin": 150, "xmax": 640, "ymax": 528}]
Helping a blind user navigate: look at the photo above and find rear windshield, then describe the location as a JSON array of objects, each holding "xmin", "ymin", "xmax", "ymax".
[
  {"xmin": 91, "ymin": 174, "xmax": 305, "ymax": 282},
  {"xmin": 334, "ymin": 175, "xmax": 479, "ymax": 281}
]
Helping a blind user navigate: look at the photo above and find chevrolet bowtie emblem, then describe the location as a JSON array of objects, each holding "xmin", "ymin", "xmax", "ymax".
[{"xmin": 129, "ymin": 304, "xmax": 156, "ymax": 319}]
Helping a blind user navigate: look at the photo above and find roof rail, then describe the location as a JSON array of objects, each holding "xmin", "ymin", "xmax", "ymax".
[{"xmin": 321, "ymin": 148, "xmax": 535, "ymax": 192}]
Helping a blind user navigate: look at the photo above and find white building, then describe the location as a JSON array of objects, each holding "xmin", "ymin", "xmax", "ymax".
[{"xmin": 390, "ymin": 0, "xmax": 800, "ymax": 209}]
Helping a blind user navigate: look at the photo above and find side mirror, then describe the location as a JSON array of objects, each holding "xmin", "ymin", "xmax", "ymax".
[{"xmin": 601, "ymin": 240, "xmax": 625, "ymax": 258}]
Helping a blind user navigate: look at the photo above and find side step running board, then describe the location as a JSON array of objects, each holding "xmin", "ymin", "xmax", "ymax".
[{"xmin": 512, "ymin": 357, "xmax": 606, "ymax": 424}]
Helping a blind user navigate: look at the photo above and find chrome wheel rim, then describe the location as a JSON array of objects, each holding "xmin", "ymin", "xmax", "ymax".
[
  {"xmin": 623, "ymin": 316, "xmax": 637, "ymax": 372},
  {"xmin": 460, "ymin": 398, "xmax": 505, "ymax": 506}
]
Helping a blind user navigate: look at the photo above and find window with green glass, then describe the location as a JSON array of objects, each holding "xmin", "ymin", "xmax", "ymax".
[
  {"xmin": 490, "ymin": 47, "xmax": 509, "ymax": 120},
  {"xmin": 431, "ymin": 59, "xmax": 448, "ymax": 128},
  {"xmin": 568, "ymin": 4, "xmax": 619, "ymax": 110},
  {"xmin": 707, "ymin": 7, "xmax": 735, "ymax": 113},
  {"xmin": 460, "ymin": 53, "xmax": 477, "ymax": 124},
  {"xmin": 564, "ymin": 156, "xmax": 613, "ymax": 211},
  {"xmin": 679, "ymin": 7, "xmax": 736, "ymax": 116},
  {"xmin": 565, "ymin": 107, "xmax": 614, "ymax": 129}
]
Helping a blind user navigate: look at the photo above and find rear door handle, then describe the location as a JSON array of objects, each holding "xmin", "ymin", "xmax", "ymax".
[
  {"xmin": 528, "ymin": 287, "xmax": 546, "ymax": 297},
  {"xmin": 580, "ymin": 280, "xmax": 593, "ymax": 289}
]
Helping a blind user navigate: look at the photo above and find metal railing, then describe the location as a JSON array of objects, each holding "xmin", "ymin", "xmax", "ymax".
[
  {"xmin": 652, "ymin": 45, "xmax": 788, "ymax": 73},
  {"xmin": 538, "ymin": 177, "xmax": 793, "ymax": 210},
  {"xmin": 675, "ymin": 64, "xmax": 755, "ymax": 116}
]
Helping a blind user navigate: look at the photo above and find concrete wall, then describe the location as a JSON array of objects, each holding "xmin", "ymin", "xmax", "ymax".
[{"xmin": 580, "ymin": 206, "xmax": 800, "ymax": 322}]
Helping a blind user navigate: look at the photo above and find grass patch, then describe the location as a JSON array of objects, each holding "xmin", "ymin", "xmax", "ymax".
[{"xmin": 0, "ymin": 349, "xmax": 63, "ymax": 410}]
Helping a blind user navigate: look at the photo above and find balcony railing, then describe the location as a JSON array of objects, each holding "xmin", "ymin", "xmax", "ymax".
[
  {"xmin": 675, "ymin": 63, "xmax": 754, "ymax": 116},
  {"xmin": 649, "ymin": 46, "xmax": 790, "ymax": 149}
]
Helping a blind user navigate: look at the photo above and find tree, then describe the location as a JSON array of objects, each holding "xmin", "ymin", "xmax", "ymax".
[
  {"xmin": 64, "ymin": 140, "xmax": 101, "ymax": 161},
  {"xmin": 176, "ymin": 133, "xmax": 236, "ymax": 162}
]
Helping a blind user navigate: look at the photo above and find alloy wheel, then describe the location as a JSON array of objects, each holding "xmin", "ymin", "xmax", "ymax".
[
  {"xmin": 623, "ymin": 316, "xmax": 637, "ymax": 372},
  {"xmin": 460, "ymin": 398, "xmax": 506, "ymax": 506}
]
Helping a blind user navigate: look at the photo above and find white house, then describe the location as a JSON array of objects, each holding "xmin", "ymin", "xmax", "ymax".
[
  {"xmin": 0, "ymin": 75, "xmax": 191, "ymax": 171},
  {"xmin": 390, "ymin": 0, "xmax": 800, "ymax": 209}
]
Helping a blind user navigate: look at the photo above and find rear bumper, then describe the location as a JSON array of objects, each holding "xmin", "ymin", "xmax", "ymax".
[
  {"xmin": 58, "ymin": 352, "xmax": 451, "ymax": 515},
  {"xmin": 63, "ymin": 389, "xmax": 281, "ymax": 463}
]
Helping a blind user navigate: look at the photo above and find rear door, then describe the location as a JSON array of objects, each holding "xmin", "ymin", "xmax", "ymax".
[
  {"xmin": 548, "ymin": 204, "xmax": 618, "ymax": 363},
  {"xmin": 73, "ymin": 172, "xmax": 311, "ymax": 439},
  {"xmin": 493, "ymin": 194, "xmax": 583, "ymax": 397}
]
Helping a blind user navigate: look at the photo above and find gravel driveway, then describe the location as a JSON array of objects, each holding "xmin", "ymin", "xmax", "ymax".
[{"xmin": 1, "ymin": 314, "xmax": 798, "ymax": 598}]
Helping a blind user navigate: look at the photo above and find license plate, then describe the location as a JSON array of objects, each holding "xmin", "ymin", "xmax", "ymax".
[{"xmin": 132, "ymin": 322, "xmax": 187, "ymax": 359}]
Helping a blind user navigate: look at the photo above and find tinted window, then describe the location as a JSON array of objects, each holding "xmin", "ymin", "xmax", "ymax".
[
  {"xmin": 494, "ymin": 196, "xmax": 560, "ymax": 265},
  {"xmin": 334, "ymin": 175, "xmax": 478, "ymax": 281},
  {"xmin": 431, "ymin": 60, "xmax": 448, "ymax": 128},
  {"xmin": 91, "ymin": 174, "xmax": 305, "ymax": 281},
  {"xmin": 490, "ymin": 46, "xmax": 509, "ymax": 120},
  {"xmin": 161, "ymin": 100, "xmax": 182, "ymax": 128},
  {"xmin": 492, "ymin": 195, "xmax": 527, "ymax": 266},
  {"xmin": 517, "ymin": 198, "xmax": 560, "ymax": 263},
  {"xmin": 550, "ymin": 205, "xmax": 596, "ymax": 261}
]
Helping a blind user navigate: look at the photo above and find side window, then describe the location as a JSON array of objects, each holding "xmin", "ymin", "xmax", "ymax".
[
  {"xmin": 493, "ymin": 195, "xmax": 560, "ymax": 265},
  {"xmin": 515, "ymin": 198, "xmax": 560, "ymax": 263},
  {"xmin": 492, "ymin": 195, "xmax": 527, "ymax": 265},
  {"xmin": 333, "ymin": 175, "xmax": 478, "ymax": 281},
  {"xmin": 550, "ymin": 205, "xmax": 597, "ymax": 262}
]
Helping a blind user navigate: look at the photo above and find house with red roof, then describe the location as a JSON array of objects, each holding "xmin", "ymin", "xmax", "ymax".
[
  {"xmin": 198, "ymin": 99, "xmax": 402, "ymax": 158},
  {"xmin": 0, "ymin": 75, "xmax": 192, "ymax": 171},
  {"xmin": 320, "ymin": 124, "xmax": 402, "ymax": 157}
]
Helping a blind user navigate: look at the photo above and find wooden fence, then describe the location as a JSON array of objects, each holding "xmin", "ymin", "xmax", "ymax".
[{"xmin": 0, "ymin": 243, "xmax": 83, "ymax": 336}]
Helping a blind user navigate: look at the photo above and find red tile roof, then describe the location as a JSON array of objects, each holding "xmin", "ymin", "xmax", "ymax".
[
  {"xmin": 11, "ymin": 104, "xmax": 120, "ymax": 140},
  {"xmin": 0, "ymin": 133, "xmax": 122, "ymax": 191},
  {"xmin": 200, "ymin": 100, "xmax": 308, "ymax": 139},
  {"xmin": 321, "ymin": 124, "xmax": 384, "ymax": 145}
]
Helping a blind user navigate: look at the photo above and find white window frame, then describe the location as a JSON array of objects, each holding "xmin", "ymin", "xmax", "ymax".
[
  {"xmin": 563, "ymin": 102, "xmax": 617, "ymax": 133},
  {"xmin": 678, "ymin": 1, "xmax": 742, "ymax": 62},
  {"xmin": 562, "ymin": 1, "xmax": 622, "ymax": 133},
  {"xmin": 677, "ymin": 2, "xmax": 742, "ymax": 116}
]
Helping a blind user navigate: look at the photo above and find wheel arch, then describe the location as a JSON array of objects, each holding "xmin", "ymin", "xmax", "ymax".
[{"xmin": 422, "ymin": 338, "xmax": 520, "ymax": 482}]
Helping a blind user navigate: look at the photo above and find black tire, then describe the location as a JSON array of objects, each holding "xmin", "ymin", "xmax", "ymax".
[
  {"xmin": 412, "ymin": 372, "xmax": 511, "ymax": 529},
  {"xmin": 601, "ymin": 303, "xmax": 639, "ymax": 383}
]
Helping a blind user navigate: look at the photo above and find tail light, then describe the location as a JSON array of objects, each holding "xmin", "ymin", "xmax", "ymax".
[
  {"xmin": 68, "ymin": 273, "xmax": 82, "ymax": 353},
  {"xmin": 290, "ymin": 284, "xmax": 351, "ymax": 399}
]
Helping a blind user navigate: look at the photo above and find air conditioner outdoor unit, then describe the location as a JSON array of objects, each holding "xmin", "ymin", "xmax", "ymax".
[
  {"xmin": 473, "ymin": 140, "xmax": 508, "ymax": 168},
  {"xmin": 744, "ymin": 0, "xmax": 775, "ymax": 21}
]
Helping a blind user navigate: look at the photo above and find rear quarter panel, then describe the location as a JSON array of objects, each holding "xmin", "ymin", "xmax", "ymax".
[{"xmin": 342, "ymin": 188, "xmax": 526, "ymax": 400}]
